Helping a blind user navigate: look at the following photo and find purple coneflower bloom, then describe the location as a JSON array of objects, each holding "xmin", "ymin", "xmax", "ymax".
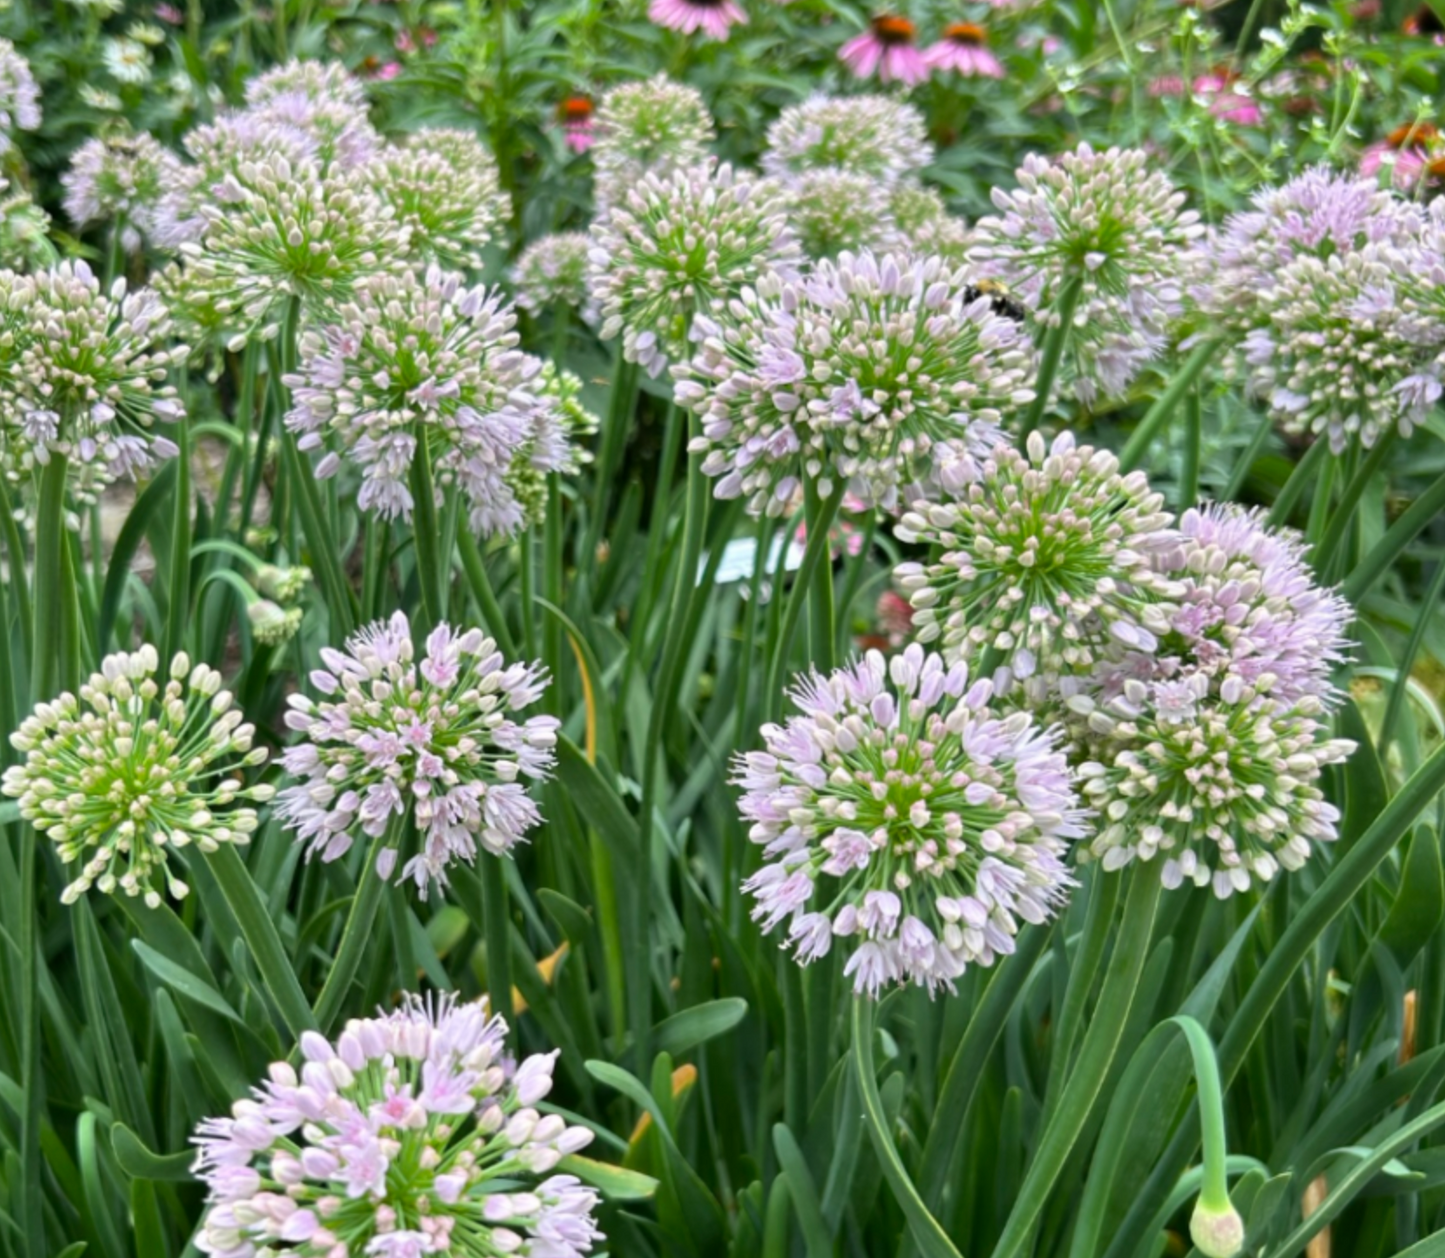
[
  {"xmin": 648, "ymin": 0, "xmax": 747, "ymax": 40},
  {"xmin": 839, "ymin": 15, "xmax": 930, "ymax": 86},
  {"xmin": 924, "ymin": 23, "xmax": 1005, "ymax": 78}
]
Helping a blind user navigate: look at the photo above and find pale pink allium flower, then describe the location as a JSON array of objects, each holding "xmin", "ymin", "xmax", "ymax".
[
  {"xmin": 924, "ymin": 23, "xmax": 1005, "ymax": 78},
  {"xmin": 735, "ymin": 646, "xmax": 1085, "ymax": 997},
  {"xmin": 192, "ymin": 993, "xmax": 601, "ymax": 1257},
  {"xmin": 839, "ymin": 15, "xmax": 930, "ymax": 86},
  {"xmin": 276, "ymin": 611, "xmax": 558, "ymax": 896},
  {"xmin": 648, "ymin": 0, "xmax": 747, "ymax": 40}
]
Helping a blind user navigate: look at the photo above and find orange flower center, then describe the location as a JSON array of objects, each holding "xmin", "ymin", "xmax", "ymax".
[
  {"xmin": 1387, "ymin": 120, "xmax": 1440, "ymax": 148},
  {"xmin": 871, "ymin": 14, "xmax": 917, "ymax": 44},
  {"xmin": 559, "ymin": 96, "xmax": 594, "ymax": 122},
  {"xmin": 944, "ymin": 22, "xmax": 986, "ymax": 45}
]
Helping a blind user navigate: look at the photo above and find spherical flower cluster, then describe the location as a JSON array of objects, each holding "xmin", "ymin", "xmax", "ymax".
[
  {"xmin": 152, "ymin": 112, "xmax": 320, "ymax": 250},
  {"xmin": 648, "ymin": 0, "xmax": 747, "ymax": 40},
  {"xmin": 970, "ymin": 143, "xmax": 1203, "ymax": 404},
  {"xmin": 173, "ymin": 152, "xmax": 409, "ymax": 349},
  {"xmin": 242, "ymin": 58, "xmax": 379, "ymax": 171},
  {"xmin": 284, "ymin": 266, "xmax": 569, "ymax": 536},
  {"xmin": 61, "ymin": 131, "xmax": 176, "ymax": 252},
  {"xmin": 370, "ymin": 128, "xmax": 510, "ymax": 270},
  {"xmin": 0, "ymin": 174, "xmax": 54, "ymax": 270},
  {"xmin": 275, "ymin": 611, "xmax": 558, "ymax": 895},
  {"xmin": 784, "ymin": 168, "xmax": 897, "ymax": 260},
  {"xmin": 0, "ymin": 38, "xmax": 41, "ymax": 153},
  {"xmin": 511, "ymin": 231, "xmax": 593, "ymax": 320},
  {"xmin": 761, "ymin": 94, "xmax": 933, "ymax": 188},
  {"xmin": 0, "ymin": 261, "xmax": 186, "ymax": 492},
  {"xmin": 589, "ymin": 159, "xmax": 799, "ymax": 376},
  {"xmin": 894, "ymin": 431, "xmax": 1180, "ymax": 678},
  {"xmin": 735, "ymin": 647, "xmax": 1083, "ymax": 996},
  {"xmin": 886, "ymin": 185, "xmax": 972, "ymax": 263},
  {"xmin": 192, "ymin": 993, "xmax": 601, "ymax": 1258},
  {"xmin": 2, "ymin": 647, "xmax": 271, "ymax": 906},
  {"xmin": 590, "ymin": 74, "xmax": 715, "ymax": 208},
  {"xmin": 675, "ymin": 251, "xmax": 1034, "ymax": 513},
  {"xmin": 1059, "ymin": 503, "xmax": 1355, "ymax": 896}
]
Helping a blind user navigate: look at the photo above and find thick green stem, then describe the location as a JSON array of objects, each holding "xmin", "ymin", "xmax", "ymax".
[
  {"xmin": 991, "ymin": 870, "xmax": 1163, "ymax": 1258},
  {"xmin": 1314, "ymin": 428, "xmax": 1397, "ymax": 579},
  {"xmin": 458, "ymin": 532, "xmax": 517, "ymax": 657},
  {"xmin": 1120, "ymin": 337, "xmax": 1223, "ymax": 475},
  {"xmin": 803, "ymin": 478, "xmax": 837, "ymax": 670},
  {"xmin": 313, "ymin": 829, "xmax": 394, "ymax": 1032},
  {"xmin": 1019, "ymin": 277, "xmax": 1084, "ymax": 436},
  {"xmin": 1342, "ymin": 465, "xmax": 1445, "ymax": 603},
  {"xmin": 31, "ymin": 452, "xmax": 69, "ymax": 704},
  {"xmin": 408, "ymin": 426, "xmax": 444, "ymax": 635},
  {"xmin": 483, "ymin": 856, "xmax": 514, "ymax": 1024}
]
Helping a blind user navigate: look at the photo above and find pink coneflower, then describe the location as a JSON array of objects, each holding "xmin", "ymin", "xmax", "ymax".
[
  {"xmin": 1193, "ymin": 70, "xmax": 1261, "ymax": 125},
  {"xmin": 923, "ymin": 22, "xmax": 1005, "ymax": 77},
  {"xmin": 557, "ymin": 95, "xmax": 595, "ymax": 153},
  {"xmin": 154, "ymin": 2, "xmax": 183, "ymax": 22},
  {"xmin": 1360, "ymin": 121, "xmax": 1441, "ymax": 189},
  {"xmin": 648, "ymin": 0, "xmax": 748, "ymax": 40},
  {"xmin": 839, "ymin": 15, "xmax": 930, "ymax": 86}
]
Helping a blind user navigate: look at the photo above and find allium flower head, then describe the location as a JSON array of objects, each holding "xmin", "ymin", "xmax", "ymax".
[
  {"xmin": 243, "ymin": 59, "xmax": 379, "ymax": 171},
  {"xmin": 3, "ymin": 647, "xmax": 271, "ymax": 906},
  {"xmin": 192, "ymin": 993, "xmax": 601, "ymax": 1258},
  {"xmin": 838, "ymin": 15, "xmax": 930, "ymax": 86},
  {"xmin": 735, "ymin": 646, "xmax": 1083, "ymax": 996},
  {"xmin": 61, "ymin": 131, "xmax": 176, "ymax": 252},
  {"xmin": 371, "ymin": 128, "xmax": 509, "ymax": 270},
  {"xmin": 676, "ymin": 251, "xmax": 1034, "ymax": 513},
  {"xmin": 276, "ymin": 610, "xmax": 558, "ymax": 894},
  {"xmin": 152, "ymin": 112, "xmax": 320, "ymax": 250},
  {"xmin": 784, "ymin": 168, "xmax": 897, "ymax": 259},
  {"xmin": 923, "ymin": 23, "xmax": 1005, "ymax": 78},
  {"xmin": 886, "ymin": 184, "xmax": 972, "ymax": 262},
  {"xmin": 588, "ymin": 158, "xmax": 799, "ymax": 376},
  {"xmin": 894, "ymin": 431, "xmax": 1179, "ymax": 678},
  {"xmin": 649, "ymin": 0, "xmax": 748, "ymax": 40},
  {"xmin": 591, "ymin": 75, "xmax": 715, "ymax": 208},
  {"xmin": 0, "ymin": 261, "xmax": 185, "ymax": 492},
  {"xmin": 511, "ymin": 231, "xmax": 594, "ymax": 320},
  {"xmin": 970, "ymin": 143, "xmax": 1203, "ymax": 403},
  {"xmin": 0, "ymin": 175, "xmax": 54, "ymax": 270},
  {"xmin": 285, "ymin": 266, "xmax": 568, "ymax": 536},
  {"xmin": 174, "ymin": 153, "xmax": 408, "ymax": 348},
  {"xmin": 1071, "ymin": 683, "xmax": 1352, "ymax": 897},
  {"xmin": 0, "ymin": 39, "xmax": 41, "ymax": 153},
  {"xmin": 761, "ymin": 94, "xmax": 933, "ymax": 187},
  {"xmin": 504, "ymin": 363, "xmax": 600, "ymax": 528}
]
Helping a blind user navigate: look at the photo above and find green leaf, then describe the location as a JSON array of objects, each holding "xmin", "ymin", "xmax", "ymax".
[
  {"xmin": 131, "ymin": 941, "xmax": 243, "ymax": 1023},
  {"xmin": 651, "ymin": 998, "xmax": 748, "ymax": 1060},
  {"xmin": 1380, "ymin": 826, "xmax": 1444, "ymax": 966},
  {"xmin": 98, "ymin": 462, "xmax": 176, "ymax": 653},
  {"xmin": 554, "ymin": 737, "xmax": 639, "ymax": 860},
  {"xmin": 559, "ymin": 1154, "xmax": 659, "ymax": 1202},
  {"xmin": 110, "ymin": 1125, "xmax": 194, "ymax": 1183},
  {"xmin": 772, "ymin": 1125, "xmax": 832, "ymax": 1258},
  {"xmin": 538, "ymin": 888, "xmax": 594, "ymax": 944}
]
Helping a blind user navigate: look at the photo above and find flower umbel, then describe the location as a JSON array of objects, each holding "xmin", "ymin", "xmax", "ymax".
[
  {"xmin": 276, "ymin": 612, "xmax": 558, "ymax": 895},
  {"xmin": 2, "ymin": 647, "xmax": 271, "ymax": 906},
  {"xmin": 736, "ymin": 646, "xmax": 1083, "ymax": 996},
  {"xmin": 760, "ymin": 93, "xmax": 933, "ymax": 187},
  {"xmin": 590, "ymin": 74, "xmax": 715, "ymax": 208},
  {"xmin": 192, "ymin": 993, "xmax": 601, "ymax": 1258}
]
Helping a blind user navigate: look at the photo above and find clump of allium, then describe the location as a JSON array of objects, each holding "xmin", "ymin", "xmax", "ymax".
[
  {"xmin": 243, "ymin": 58, "xmax": 380, "ymax": 170},
  {"xmin": 276, "ymin": 611, "xmax": 558, "ymax": 894},
  {"xmin": 1071, "ymin": 683, "xmax": 1352, "ymax": 896},
  {"xmin": 969, "ymin": 143, "xmax": 1203, "ymax": 404},
  {"xmin": 761, "ymin": 93, "xmax": 933, "ymax": 187},
  {"xmin": 61, "ymin": 131, "xmax": 176, "ymax": 251},
  {"xmin": 591, "ymin": 74, "xmax": 715, "ymax": 207},
  {"xmin": 0, "ymin": 39, "xmax": 41, "ymax": 153},
  {"xmin": 371, "ymin": 128, "xmax": 509, "ymax": 270},
  {"xmin": 784, "ymin": 168, "xmax": 897, "ymax": 259},
  {"xmin": 589, "ymin": 158, "xmax": 799, "ymax": 376},
  {"xmin": 0, "ymin": 261, "xmax": 185, "ymax": 491},
  {"xmin": 152, "ymin": 112, "xmax": 319, "ymax": 249},
  {"xmin": 736, "ymin": 646, "xmax": 1083, "ymax": 997},
  {"xmin": 676, "ymin": 251, "xmax": 1034, "ymax": 513},
  {"xmin": 511, "ymin": 231, "xmax": 593, "ymax": 319},
  {"xmin": 192, "ymin": 993, "xmax": 601, "ymax": 1258},
  {"xmin": 2, "ymin": 647, "xmax": 271, "ymax": 906},
  {"xmin": 285, "ymin": 265, "xmax": 569, "ymax": 536},
  {"xmin": 173, "ymin": 152, "xmax": 408, "ymax": 348},
  {"xmin": 894, "ymin": 431, "xmax": 1180, "ymax": 678}
]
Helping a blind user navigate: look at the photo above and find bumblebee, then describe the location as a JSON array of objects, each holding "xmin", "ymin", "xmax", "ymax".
[{"xmin": 963, "ymin": 279, "xmax": 1028, "ymax": 324}]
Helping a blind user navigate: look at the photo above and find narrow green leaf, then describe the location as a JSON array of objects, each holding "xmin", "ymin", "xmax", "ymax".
[
  {"xmin": 559, "ymin": 1154, "xmax": 659, "ymax": 1202},
  {"xmin": 772, "ymin": 1125, "xmax": 833, "ymax": 1258},
  {"xmin": 1380, "ymin": 826, "xmax": 1444, "ymax": 966},
  {"xmin": 651, "ymin": 998, "xmax": 748, "ymax": 1060},
  {"xmin": 131, "ymin": 941, "xmax": 243, "ymax": 1023},
  {"xmin": 111, "ymin": 1125, "xmax": 193, "ymax": 1183}
]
